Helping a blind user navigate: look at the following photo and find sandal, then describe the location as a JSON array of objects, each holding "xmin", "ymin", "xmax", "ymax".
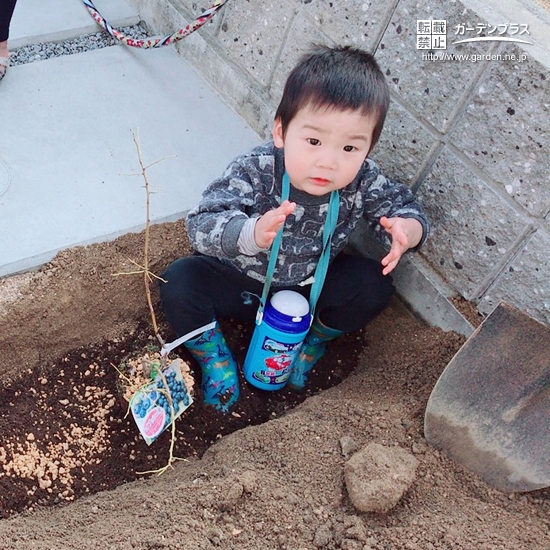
[{"xmin": 0, "ymin": 56, "xmax": 9, "ymax": 82}]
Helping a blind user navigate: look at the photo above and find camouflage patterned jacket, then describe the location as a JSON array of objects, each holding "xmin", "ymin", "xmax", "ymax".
[{"xmin": 186, "ymin": 141, "xmax": 429, "ymax": 286}]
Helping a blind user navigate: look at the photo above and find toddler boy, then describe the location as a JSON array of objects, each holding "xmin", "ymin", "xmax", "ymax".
[{"xmin": 160, "ymin": 45, "xmax": 429, "ymax": 412}]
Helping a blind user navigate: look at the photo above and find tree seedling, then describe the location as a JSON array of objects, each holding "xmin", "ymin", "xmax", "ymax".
[{"xmin": 112, "ymin": 130, "xmax": 194, "ymax": 474}]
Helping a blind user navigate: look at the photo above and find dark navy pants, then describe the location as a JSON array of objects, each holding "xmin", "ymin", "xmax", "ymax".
[
  {"xmin": 159, "ymin": 252, "xmax": 395, "ymax": 337},
  {"xmin": 0, "ymin": 0, "xmax": 17, "ymax": 42}
]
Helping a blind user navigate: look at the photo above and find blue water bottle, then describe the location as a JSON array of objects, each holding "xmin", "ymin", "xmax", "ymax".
[{"xmin": 243, "ymin": 290, "xmax": 311, "ymax": 390}]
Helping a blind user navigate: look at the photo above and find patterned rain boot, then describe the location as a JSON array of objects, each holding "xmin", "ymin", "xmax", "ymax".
[
  {"xmin": 287, "ymin": 318, "xmax": 344, "ymax": 391},
  {"xmin": 184, "ymin": 323, "xmax": 240, "ymax": 412}
]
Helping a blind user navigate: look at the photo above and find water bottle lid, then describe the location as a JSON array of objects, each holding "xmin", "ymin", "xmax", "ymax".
[
  {"xmin": 263, "ymin": 290, "xmax": 311, "ymax": 333},
  {"xmin": 270, "ymin": 290, "xmax": 310, "ymax": 318}
]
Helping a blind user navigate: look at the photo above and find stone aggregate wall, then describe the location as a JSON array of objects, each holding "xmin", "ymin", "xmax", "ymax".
[{"xmin": 128, "ymin": 0, "xmax": 550, "ymax": 328}]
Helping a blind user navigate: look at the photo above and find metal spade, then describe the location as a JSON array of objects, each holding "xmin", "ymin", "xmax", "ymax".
[{"xmin": 424, "ymin": 302, "xmax": 550, "ymax": 493}]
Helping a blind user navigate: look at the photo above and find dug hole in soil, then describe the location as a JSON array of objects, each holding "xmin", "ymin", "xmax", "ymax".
[{"xmin": 0, "ymin": 219, "xmax": 548, "ymax": 549}]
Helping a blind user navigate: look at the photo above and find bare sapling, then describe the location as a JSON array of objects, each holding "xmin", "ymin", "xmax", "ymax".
[{"xmin": 112, "ymin": 130, "xmax": 194, "ymax": 474}]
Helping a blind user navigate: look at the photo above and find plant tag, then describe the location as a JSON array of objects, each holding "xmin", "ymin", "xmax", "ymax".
[{"xmin": 130, "ymin": 359, "xmax": 193, "ymax": 445}]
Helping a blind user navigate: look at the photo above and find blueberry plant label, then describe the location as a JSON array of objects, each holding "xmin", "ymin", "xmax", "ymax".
[{"xmin": 130, "ymin": 359, "xmax": 193, "ymax": 445}]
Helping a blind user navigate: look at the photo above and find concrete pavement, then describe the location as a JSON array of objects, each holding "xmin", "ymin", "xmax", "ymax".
[
  {"xmin": 0, "ymin": 0, "xmax": 261, "ymax": 277},
  {"xmin": 9, "ymin": 0, "xmax": 140, "ymax": 49}
]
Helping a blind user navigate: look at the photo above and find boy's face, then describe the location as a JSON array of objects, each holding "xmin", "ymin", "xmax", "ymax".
[{"xmin": 272, "ymin": 105, "xmax": 377, "ymax": 196}]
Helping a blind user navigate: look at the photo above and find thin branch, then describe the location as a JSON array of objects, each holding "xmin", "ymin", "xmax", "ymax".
[
  {"xmin": 131, "ymin": 129, "xmax": 161, "ymax": 337},
  {"xmin": 112, "ymin": 258, "xmax": 167, "ymax": 282},
  {"xmin": 144, "ymin": 157, "xmax": 174, "ymax": 170}
]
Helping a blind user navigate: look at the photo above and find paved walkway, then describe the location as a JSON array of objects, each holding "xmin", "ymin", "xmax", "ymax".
[{"xmin": 0, "ymin": 0, "xmax": 260, "ymax": 277}]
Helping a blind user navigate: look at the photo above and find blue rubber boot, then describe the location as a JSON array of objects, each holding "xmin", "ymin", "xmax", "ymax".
[
  {"xmin": 185, "ymin": 323, "xmax": 240, "ymax": 412},
  {"xmin": 287, "ymin": 319, "xmax": 344, "ymax": 391}
]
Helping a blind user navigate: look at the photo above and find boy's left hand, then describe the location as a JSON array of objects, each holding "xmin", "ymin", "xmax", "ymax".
[{"xmin": 379, "ymin": 216, "xmax": 423, "ymax": 275}]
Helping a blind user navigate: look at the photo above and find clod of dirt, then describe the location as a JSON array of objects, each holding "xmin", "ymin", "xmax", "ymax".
[
  {"xmin": 340, "ymin": 435, "xmax": 360, "ymax": 457},
  {"xmin": 344, "ymin": 442, "xmax": 419, "ymax": 513}
]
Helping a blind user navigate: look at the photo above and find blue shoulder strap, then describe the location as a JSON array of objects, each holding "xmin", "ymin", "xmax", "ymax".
[
  {"xmin": 255, "ymin": 172, "xmax": 339, "ymax": 325},
  {"xmin": 308, "ymin": 189, "xmax": 339, "ymax": 314}
]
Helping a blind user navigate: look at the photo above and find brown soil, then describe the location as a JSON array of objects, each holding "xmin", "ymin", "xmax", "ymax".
[
  {"xmin": 0, "ymin": 220, "xmax": 548, "ymax": 549},
  {"xmin": 449, "ymin": 295, "xmax": 485, "ymax": 328}
]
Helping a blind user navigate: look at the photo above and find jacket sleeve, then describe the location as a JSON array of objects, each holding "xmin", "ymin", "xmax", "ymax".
[
  {"xmin": 185, "ymin": 158, "xmax": 257, "ymax": 259},
  {"xmin": 361, "ymin": 159, "xmax": 430, "ymax": 251}
]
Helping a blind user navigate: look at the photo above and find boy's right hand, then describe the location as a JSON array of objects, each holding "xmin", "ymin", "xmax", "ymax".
[{"xmin": 255, "ymin": 200, "xmax": 296, "ymax": 249}]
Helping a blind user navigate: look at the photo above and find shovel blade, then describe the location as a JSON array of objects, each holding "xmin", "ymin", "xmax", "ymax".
[{"xmin": 424, "ymin": 302, "xmax": 550, "ymax": 493}]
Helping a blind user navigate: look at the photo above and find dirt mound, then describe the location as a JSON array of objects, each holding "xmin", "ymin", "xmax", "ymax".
[{"xmin": 0, "ymin": 221, "xmax": 548, "ymax": 549}]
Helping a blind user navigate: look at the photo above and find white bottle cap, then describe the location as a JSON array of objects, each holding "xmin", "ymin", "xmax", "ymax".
[{"xmin": 270, "ymin": 290, "xmax": 310, "ymax": 317}]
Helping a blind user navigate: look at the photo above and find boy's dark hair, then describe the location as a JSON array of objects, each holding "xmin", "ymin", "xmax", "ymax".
[{"xmin": 274, "ymin": 45, "xmax": 390, "ymax": 150}]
